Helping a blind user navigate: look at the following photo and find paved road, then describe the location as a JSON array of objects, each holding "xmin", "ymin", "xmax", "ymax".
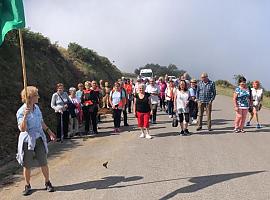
[{"xmin": 1, "ymin": 95, "xmax": 270, "ymax": 200}]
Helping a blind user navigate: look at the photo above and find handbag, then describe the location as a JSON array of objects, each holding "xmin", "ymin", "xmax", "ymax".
[
  {"xmin": 67, "ymin": 102, "xmax": 77, "ymax": 118},
  {"xmin": 172, "ymin": 115, "xmax": 178, "ymax": 127},
  {"xmin": 58, "ymin": 93, "xmax": 77, "ymax": 118}
]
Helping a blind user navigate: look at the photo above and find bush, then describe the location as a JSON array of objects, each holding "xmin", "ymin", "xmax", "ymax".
[
  {"xmin": 215, "ymin": 80, "xmax": 234, "ymax": 88},
  {"xmin": 264, "ymin": 91, "xmax": 270, "ymax": 97}
]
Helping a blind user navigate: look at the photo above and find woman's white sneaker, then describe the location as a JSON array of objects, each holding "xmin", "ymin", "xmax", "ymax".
[
  {"xmin": 139, "ymin": 133, "xmax": 145, "ymax": 138},
  {"xmin": 145, "ymin": 134, "xmax": 152, "ymax": 139}
]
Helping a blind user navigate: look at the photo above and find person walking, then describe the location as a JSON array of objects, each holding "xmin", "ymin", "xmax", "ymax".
[
  {"xmin": 233, "ymin": 76, "xmax": 251, "ymax": 133},
  {"xmin": 165, "ymin": 80, "xmax": 176, "ymax": 118},
  {"xmin": 81, "ymin": 81, "xmax": 100, "ymax": 135},
  {"xmin": 51, "ymin": 83, "xmax": 70, "ymax": 140},
  {"xmin": 159, "ymin": 77, "xmax": 167, "ymax": 112},
  {"xmin": 188, "ymin": 79, "xmax": 198, "ymax": 124},
  {"xmin": 76, "ymin": 83, "xmax": 84, "ymax": 125},
  {"xmin": 68, "ymin": 87, "xmax": 80, "ymax": 137},
  {"xmin": 246, "ymin": 80, "xmax": 264, "ymax": 128},
  {"xmin": 109, "ymin": 82, "xmax": 126, "ymax": 132},
  {"xmin": 119, "ymin": 81, "xmax": 129, "ymax": 126},
  {"xmin": 134, "ymin": 84, "xmax": 152, "ymax": 139},
  {"xmin": 102, "ymin": 81, "xmax": 111, "ymax": 108},
  {"xmin": 16, "ymin": 86, "xmax": 56, "ymax": 196},
  {"xmin": 196, "ymin": 73, "xmax": 216, "ymax": 131},
  {"xmin": 174, "ymin": 80, "xmax": 191, "ymax": 135},
  {"xmin": 124, "ymin": 79, "xmax": 133, "ymax": 113},
  {"xmin": 146, "ymin": 78, "xmax": 160, "ymax": 124}
]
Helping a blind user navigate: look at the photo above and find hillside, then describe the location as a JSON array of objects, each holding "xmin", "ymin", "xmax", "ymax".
[{"xmin": 0, "ymin": 29, "xmax": 122, "ymax": 164}]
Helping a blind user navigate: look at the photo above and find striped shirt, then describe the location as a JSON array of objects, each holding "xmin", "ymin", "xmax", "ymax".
[{"xmin": 196, "ymin": 80, "xmax": 216, "ymax": 103}]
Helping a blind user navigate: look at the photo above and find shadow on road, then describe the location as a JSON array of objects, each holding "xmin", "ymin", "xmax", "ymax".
[
  {"xmin": 212, "ymin": 118, "xmax": 233, "ymax": 126},
  {"xmin": 159, "ymin": 170, "xmax": 266, "ymax": 200},
  {"xmin": 54, "ymin": 176, "xmax": 143, "ymax": 192},
  {"xmin": 153, "ymin": 132, "xmax": 179, "ymax": 137}
]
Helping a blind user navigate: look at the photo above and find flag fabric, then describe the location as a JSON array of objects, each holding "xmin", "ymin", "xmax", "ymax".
[{"xmin": 0, "ymin": 0, "xmax": 25, "ymax": 46}]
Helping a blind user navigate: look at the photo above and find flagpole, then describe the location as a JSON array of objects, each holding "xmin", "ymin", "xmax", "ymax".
[{"xmin": 18, "ymin": 29, "xmax": 28, "ymax": 105}]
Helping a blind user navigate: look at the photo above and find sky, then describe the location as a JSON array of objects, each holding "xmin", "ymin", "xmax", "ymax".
[{"xmin": 24, "ymin": 0, "xmax": 270, "ymax": 88}]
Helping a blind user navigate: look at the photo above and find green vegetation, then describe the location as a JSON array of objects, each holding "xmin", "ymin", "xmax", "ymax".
[
  {"xmin": 215, "ymin": 80, "xmax": 270, "ymax": 109},
  {"xmin": 0, "ymin": 29, "xmax": 122, "ymax": 164},
  {"xmin": 134, "ymin": 63, "xmax": 187, "ymax": 78}
]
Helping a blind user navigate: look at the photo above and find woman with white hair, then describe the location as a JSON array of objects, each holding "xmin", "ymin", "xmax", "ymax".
[
  {"xmin": 68, "ymin": 87, "xmax": 80, "ymax": 137},
  {"xmin": 246, "ymin": 80, "xmax": 264, "ymax": 129},
  {"xmin": 134, "ymin": 84, "xmax": 152, "ymax": 139}
]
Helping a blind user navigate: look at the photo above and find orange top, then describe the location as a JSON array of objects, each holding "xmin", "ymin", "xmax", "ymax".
[{"xmin": 124, "ymin": 83, "xmax": 133, "ymax": 95}]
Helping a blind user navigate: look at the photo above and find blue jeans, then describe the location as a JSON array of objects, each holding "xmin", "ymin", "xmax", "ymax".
[{"xmin": 167, "ymin": 100, "xmax": 174, "ymax": 116}]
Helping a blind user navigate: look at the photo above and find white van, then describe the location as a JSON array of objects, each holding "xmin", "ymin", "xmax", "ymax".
[
  {"xmin": 140, "ymin": 69, "xmax": 153, "ymax": 81},
  {"xmin": 168, "ymin": 75, "xmax": 177, "ymax": 82}
]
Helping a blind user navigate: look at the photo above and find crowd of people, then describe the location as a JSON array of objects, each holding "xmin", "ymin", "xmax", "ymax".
[
  {"xmin": 49, "ymin": 72, "xmax": 264, "ymax": 140},
  {"xmin": 15, "ymin": 72, "xmax": 264, "ymax": 195}
]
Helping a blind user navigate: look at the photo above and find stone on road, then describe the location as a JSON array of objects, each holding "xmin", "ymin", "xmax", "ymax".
[{"xmin": 1, "ymin": 95, "xmax": 270, "ymax": 200}]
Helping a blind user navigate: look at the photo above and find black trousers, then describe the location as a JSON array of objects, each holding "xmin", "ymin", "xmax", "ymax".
[
  {"xmin": 122, "ymin": 105, "xmax": 128, "ymax": 125},
  {"xmin": 113, "ymin": 109, "xmax": 122, "ymax": 128},
  {"xmin": 151, "ymin": 104, "xmax": 158, "ymax": 122},
  {"xmin": 56, "ymin": 111, "xmax": 69, "ymax": 139},
  {"xmin": 83, "ymin": 105, "xmax": 98, "ymax": 133},
  {"xmin": 127, "ymin": 99, "xmax": 132, "ymax": 113},
  {"xmin": 160, "ymin": 96, "xmax": 166, "ymax": 110},
  {"xmin": 189, "ymin": 100, "xmax": 198, "ymax": 120},
  {"xmin": 178, "ymin": 113, "xmax": 190, "ymax": 123}
]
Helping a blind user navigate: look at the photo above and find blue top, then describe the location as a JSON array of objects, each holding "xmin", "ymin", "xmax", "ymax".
[
  {"xmin": 110, "ymin": 89, "xmax": 126, "ymax": 109},
  {"xmin": 235, "ymin": 87, "xmax": 250, "ymax": 109},
  {"xmin": 16, "ymin": 104, "xmax": 48, "ymax": 165},
  {"xmin": 188, "ymin": 87, "xmax": 197, "ymax": 97},
  {"xmin": 76, "ymin": 90, "xmax": 83, "ymax": 103},
  {"xmin": 196, "ymin": 80, "xmax": 216, "ymax": 103},
  {"xmin": 17, "ymin": 104, "xmax": 46, "ymax": 139}
]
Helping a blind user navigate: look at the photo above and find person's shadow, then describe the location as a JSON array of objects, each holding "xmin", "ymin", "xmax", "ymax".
[
  {"xmin": 159, "ymin": 170, "xmax": 265, "ymax": 200},
  {"xmin": 55, "ymin": 176, "xmax": 143, "ymax": 191}
]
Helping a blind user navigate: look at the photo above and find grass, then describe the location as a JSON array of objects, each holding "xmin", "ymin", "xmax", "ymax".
[{"xmin": 216, "ymin": 85, "xmax": 270, "ymax": 109}]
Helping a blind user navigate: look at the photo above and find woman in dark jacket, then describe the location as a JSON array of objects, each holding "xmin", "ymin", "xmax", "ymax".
[{"xmin": 81, "ymin": 81, "xmax": 100, "ymax": 135}]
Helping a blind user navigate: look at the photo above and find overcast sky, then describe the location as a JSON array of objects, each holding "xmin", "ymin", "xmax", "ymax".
[{"xmin": 24, "ymin": 0, "xmax": 270, "ymax": 88}]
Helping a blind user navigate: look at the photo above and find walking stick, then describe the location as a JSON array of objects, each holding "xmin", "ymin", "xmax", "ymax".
[{"xmin": 60, "ymin": 112, "xmax": 64, "ymax": 143}]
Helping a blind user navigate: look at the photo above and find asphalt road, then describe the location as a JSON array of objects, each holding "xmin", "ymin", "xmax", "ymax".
[{"xmin": 1, "ymin": 95, "xmax": 270, "ymax": 200}]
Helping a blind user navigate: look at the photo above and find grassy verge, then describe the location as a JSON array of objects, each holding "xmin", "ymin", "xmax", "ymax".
[{"xmin": 216, "ymin": 85, "xmax": 270, "ymax": 109}]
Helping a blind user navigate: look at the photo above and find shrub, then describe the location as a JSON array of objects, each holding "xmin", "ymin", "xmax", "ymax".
[{"xmin": 215, "ymin": 80, "xmax": 234, "ymax": 88}]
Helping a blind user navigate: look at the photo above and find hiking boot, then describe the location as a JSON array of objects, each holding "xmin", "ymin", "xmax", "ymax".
[
  {"xmin": 196, "ymin": 127, "xmax": 202, "ymax": 131},
  {"xmin": 184, "ymin": 129, "xmax": 190, "ymax": 135},
  {"xmin": 45, "ymin": 181, "xmax": 54, "ymax": 192},
  {"xmin": 23, "ymin": 184, "xmax": 31, "ymax": 196}
]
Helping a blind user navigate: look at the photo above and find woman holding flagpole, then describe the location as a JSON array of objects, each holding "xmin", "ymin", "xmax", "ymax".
[{"xmin": 16, "ymin": 86, "xmax": 56, "ymax": 195}]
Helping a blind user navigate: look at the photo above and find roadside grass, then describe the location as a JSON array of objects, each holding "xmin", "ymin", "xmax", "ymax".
[{"xmin": 216, "ymin": 85, "xmax": 270, "ymax": 109}]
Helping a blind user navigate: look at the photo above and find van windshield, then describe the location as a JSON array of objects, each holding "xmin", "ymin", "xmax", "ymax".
[{"xmin": 141, "ymin": 73, "xmax": 153, "ymax": 77}]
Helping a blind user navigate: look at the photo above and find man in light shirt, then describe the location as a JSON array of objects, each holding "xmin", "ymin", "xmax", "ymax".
[{"xmin": 145, "ymin": 78, "xmax": 160, "ymax": 124}]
